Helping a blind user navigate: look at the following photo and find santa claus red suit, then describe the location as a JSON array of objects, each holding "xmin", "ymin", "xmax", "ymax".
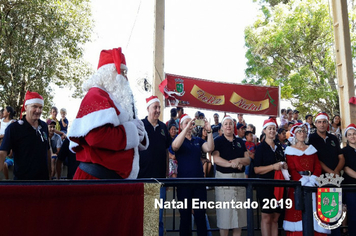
[
  {"xmin": 283, "ymin": 123, "xmax": 329, "ymax": 235},
  {"xmin": 68, "ymin": 47, "xmax": 148, "ymax": 179}
]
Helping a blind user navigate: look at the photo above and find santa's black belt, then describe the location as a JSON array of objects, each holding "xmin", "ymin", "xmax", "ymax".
[
  {"xmin": 79, "ymin": 162, "xmax": 123, "ymax": 179},
  {"xmin": 298, "ymin": 171, "xmax": 312, "ymax": 176}
]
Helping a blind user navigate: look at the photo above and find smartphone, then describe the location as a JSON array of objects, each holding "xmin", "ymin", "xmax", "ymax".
[{"xmin": 194, "ymin": 119, "xmax": 205, "ymax": 127}]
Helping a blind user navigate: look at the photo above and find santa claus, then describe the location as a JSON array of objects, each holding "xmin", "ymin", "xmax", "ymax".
[{"xmin": 68, "ymin": 47, "xmax": 148, "ymax": 179}]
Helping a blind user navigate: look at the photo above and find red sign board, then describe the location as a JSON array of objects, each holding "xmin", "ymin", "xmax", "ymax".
[{"xmin": 160, "ymin": 73, "xmax": 279, "ymax": 116}]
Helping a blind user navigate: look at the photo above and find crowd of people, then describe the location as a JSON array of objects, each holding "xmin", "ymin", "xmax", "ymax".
[{"xmin": 0, "ymin": 47, "xmax": 355, "ymax": 236}]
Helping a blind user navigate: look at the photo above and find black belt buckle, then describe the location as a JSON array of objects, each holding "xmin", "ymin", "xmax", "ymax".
[{"xmin": 299, "ymin": 170, "xmax": 311, "ymax": 176}]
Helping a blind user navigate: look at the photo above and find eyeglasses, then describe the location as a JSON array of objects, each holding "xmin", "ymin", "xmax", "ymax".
[
  {"xmin": 121, "ymin": 69, "xmax": 128, "ymax": 77},
  {"xmin": 296, "ymin": 130, "xmax": 307, "ymax": 134}
]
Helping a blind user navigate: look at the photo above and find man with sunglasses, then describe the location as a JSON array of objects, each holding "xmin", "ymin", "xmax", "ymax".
[{"xmin": 0, "ymin": 91, "xmax": 51, "ymax": 180}]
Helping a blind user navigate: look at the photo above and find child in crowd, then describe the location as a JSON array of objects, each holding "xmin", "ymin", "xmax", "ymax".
[
  {"xmin": 167, "ymin": 122, "xmax": 178, "ymax": 178},
  {"xmin": 59, "ymin": 108, "xmax": 69, "ymax": 134},
  {"xmin": 245, "ymin": 131, "xmax": 256, "ymax": 154},
  {"xmin": 3, "ymin": 150, "xmax": 13, "ymax": 179},
  {"xmin": 280, "ymin": 109, "xmax": 288, "ymax": 129},
  {"xmin": 245, "ymin": 131, "xmax": 256, "ymax": 178}
]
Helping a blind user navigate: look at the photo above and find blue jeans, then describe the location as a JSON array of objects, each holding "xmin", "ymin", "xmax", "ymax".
[{"xmin": 159, "ymin": 187, "xmax": 166, "ymax": 236}]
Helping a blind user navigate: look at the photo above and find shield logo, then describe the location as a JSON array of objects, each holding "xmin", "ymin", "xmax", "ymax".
[
  {"xmin": 176, "ymin": 82, "xmax": 184, "ymax": 93},
  {"xmin": 317, "ymin": 188, "xmax": 342, "ymax": 223}
]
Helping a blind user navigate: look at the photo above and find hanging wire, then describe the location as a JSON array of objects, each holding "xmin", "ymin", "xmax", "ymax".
[{"xmin": 126, "ymin": 0, "xmax": 142, "ymax": 49}]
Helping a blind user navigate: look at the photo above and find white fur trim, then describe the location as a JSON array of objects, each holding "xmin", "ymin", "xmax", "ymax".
[
  {"xmin": 285, "ymin": 145, "xmax": 317, "ymax": 156},
  {"xmin": 146, "ymin": 98, "xmax": 160, "ymax": 108},
  {"xmin": 122, "ymin": 121, "xmax": 139, "ymax": 150},
  {"xmin": 68, "ymin": 107, "xmax": 121, "ymax": 152},
  {"xmin": 25, "ymin": 98, "xmax": 44, "ymax": 106},
  {"xmin": 315, "ymin": 114, "xmax": 328, "ymax": 121},
  {"xmin": 345, "ymin": 126, "xmax": 356, "ymax": 137},
  {"xmin": 69, "ymin": 108, "xmax": 120, "ymax": 138},
  {"xmin": 138, "ymin": 130, "xmax": 149, "ymax": 151},
  {"xmin": 263, "ymin": 122, "xmax": 276, "ymax": 129},
  {"xmin": 127, "ymin": 147, "xmax": 139, "ymax": 179},
  {"xmin": 283, "ymin": 193, "xmax": 330, "ymax": 234},
  {"xmin": 180, "ymin": 115, "xmax": 191, "ymax": 124},
  {"xmin": 283, "ymin": 220, "xmax": 303, "ymax": 232},
  {"xmin": 222, "ymin": 116, "xmax": 234, "ymax": 124}
]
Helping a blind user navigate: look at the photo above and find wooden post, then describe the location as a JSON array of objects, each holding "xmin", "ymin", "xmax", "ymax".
[
  {"xmin": 153, "ymin": 0, "xmax": 165, "ymax": 121},
  {"xmin": 331, "ymin": 0, "xmax": 356, "ymax": 142}
]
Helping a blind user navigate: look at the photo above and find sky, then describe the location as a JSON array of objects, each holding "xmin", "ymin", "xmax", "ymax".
[{"xmin": 52, "ymin": 0, "xmax": 290, "ymax": 136}]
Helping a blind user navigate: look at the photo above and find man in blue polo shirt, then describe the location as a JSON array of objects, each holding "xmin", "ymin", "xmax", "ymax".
[
  {"xmin": 138, "ymin": 95, "xmax": 171, "ymax": 236},
  {"xmin": 0, "ymin": 91, "xmax": 51, "ymax": 180},
  {"xmin": 308, "ymin": 112, "xmax": 344, "ymax": 236}
]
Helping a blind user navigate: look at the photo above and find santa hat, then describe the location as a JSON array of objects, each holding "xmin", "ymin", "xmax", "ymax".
[
  {"xmin": 290, "ymin": 123, "xmax": 310, "ymax": 137},
  {"xmin": 97, "ymin": 47, "xmax": 127, "ymax": 75},
  {"xmin": 263, "ymin": 118, "xmax": 278, "ymax": 129},
  {"xmin": 315, "ymin": 112, "xmax": 329, "ymax": 122},
  {"xmin": 179, "ymin": 114, "xmax": 191, "ymax": 133},
  {"xmin": 221, "ymin": 115, "xmax": 234, "ymax": 124},
  {"xmin": 20, "ymin": 91, "xmax": 44, "ymax": 119},
  {"xmin": 344, "ymin": 124, "xmax": 356, "ymax": 137},
  {"xmin": 146, "ymin": 96, "xmax": 160, "ymax": 108}
]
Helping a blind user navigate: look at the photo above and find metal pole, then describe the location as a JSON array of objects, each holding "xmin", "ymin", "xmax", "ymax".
[
  {"xmin": 302, "ymin": 189, "xmax": 314, "ymax": 236},
  {"xmin": 246, "ymin": 183, "xmax": 255, "ymax": 236}
]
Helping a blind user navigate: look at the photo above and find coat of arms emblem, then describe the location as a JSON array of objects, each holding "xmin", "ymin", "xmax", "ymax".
[{"xmin": 313, "ymin": 173, "xmax": 346, "ymax": 230}]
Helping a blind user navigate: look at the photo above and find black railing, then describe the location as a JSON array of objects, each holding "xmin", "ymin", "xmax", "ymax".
[{"xmin": 0, "ymin": 178, "xmax": 354, "ymax": 236}]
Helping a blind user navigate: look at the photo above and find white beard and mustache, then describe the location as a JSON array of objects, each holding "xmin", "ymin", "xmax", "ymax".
[{"xmin": 82, "ymin": 64, "xmax": 137, "ymax": 120}]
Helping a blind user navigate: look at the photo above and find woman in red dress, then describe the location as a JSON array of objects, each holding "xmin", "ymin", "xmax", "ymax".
[{"xmin": 283, "ymin": 123, "xmax": 330, "ymax": 235}]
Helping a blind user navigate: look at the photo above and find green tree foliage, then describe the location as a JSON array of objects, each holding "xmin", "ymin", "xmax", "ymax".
[
  {"xmin": 243, "ymin": 0, "xmax": 355, "ymax": 116},
  {"xmin": 0, "ymin": 0, "xmax": 94, "ymax": 117}
]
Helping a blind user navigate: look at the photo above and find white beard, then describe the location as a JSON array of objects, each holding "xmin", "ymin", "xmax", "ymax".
[{"xmin": 82, "ymin": 64, "xmax": 137, "ymax": 120}]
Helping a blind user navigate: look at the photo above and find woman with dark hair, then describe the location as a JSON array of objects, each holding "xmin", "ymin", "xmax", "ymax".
[
  {"xmin": 330, "ymin": 115, "xmax": 342, "ymax": 144},
  {"xmin": 0, "ymin": 106, "xmax": 16, "ymax": 141},
  {"xmin": 0, "ymin": 106, "xmax": 16, "ymax": 179},
  {"xmin": 254, "ymin": 118, "xmax": 288, "ymax": 236},
  {"xmin": 305, "ymin": 114, "xmax": 316, "ymax": 135}
]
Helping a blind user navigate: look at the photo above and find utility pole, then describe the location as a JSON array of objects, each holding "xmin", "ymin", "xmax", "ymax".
[
  {"xmin": 153, "ymin": 0, "xmax": 165, "ymax": 121},
  {"xmin": 331, "ymin": 0, "xmax": 356, "ymax": 142}
]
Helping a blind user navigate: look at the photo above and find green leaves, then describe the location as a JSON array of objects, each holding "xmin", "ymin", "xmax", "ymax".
[
  {"xmin": 244, "ymin": 0, "xmax": 344, "ymax": 116},
  {"xmin": 0, "ymin": 0, "xmax": 94, "ymax": 117}
]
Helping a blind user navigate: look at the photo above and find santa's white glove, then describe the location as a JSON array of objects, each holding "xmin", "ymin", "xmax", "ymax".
[
  {"xmin": 309, "ymin": 175, "xmax": 319, "ymax": 186},
  {"xmin": 132, "ymin": 119, "xmax": 145, "ymax": 142},
  {"xmin": 299, "ymin": 175, "xmax": 309, "ymax": 186}
]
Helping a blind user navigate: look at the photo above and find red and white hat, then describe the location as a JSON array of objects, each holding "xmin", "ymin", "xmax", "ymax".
[
  {"xmin": 290, "ymin": 123, "xmax": 310, "ymax": 137},
  {"xmin": 97, "ymin": 47, "xmax": 127, "ymax": 74},
  {"xmin": 344, "ymin": 124, "xmax": 356, "ymax": 137},
  {"xmin": 179, "ymin": 113, "xmax": 191, "ymax": 133},
  {"xmin": 222, "ymin": 115, "xmax": 234, "ymax": 124},
  {"xmin": 20, "ymin": 91, "xmax": 44, "ymax": 119},
  {"xmin": 263, "ymin": 118, "xmax": 278, "ymax": 129},
  {"xmin": 315, "ymin": 112, "xmax": 329, "ymax": 122},
  {"xmin": 146, "ymin": 96, "xmax": 160, "ymax": 108}
]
